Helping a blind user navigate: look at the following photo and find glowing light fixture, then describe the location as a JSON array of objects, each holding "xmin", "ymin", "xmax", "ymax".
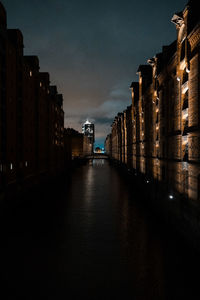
[{"xmin": 186, "ymin": 67, "xmax": 190, "ymax": 73}]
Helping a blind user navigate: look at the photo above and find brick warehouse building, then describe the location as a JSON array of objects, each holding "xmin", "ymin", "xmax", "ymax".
[
  {"xmin": 0, "ymin": 2, "xmax": 65, "ymax": 198},
  {"xmin": 105, "ymin": 0, "xmax": 200, "ymax": 233},
  {"xmin": 64, "ymin": 128, "xmax": 92, "ymax": 161},
  {"xmin": 0, "ymin": 2, "xmax": 7, "ymax": 193}
]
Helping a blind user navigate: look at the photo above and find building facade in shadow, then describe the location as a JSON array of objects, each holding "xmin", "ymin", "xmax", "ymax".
[{"xmin": 0, "ymin": 2, "xmax": 65, "ymax": 199}]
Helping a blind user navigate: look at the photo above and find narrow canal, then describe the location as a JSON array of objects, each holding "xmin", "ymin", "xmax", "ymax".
[{"xmin": 1, "ymin": 159, "xmax": 200, "ymax": 299}]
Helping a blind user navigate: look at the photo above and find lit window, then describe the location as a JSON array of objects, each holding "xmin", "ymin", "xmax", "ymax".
[
  {"xmin": 182, "ymin": 162, "xmax": 188, "ymax": 170},
  {"xmin": 25, "ymin": 161, "xmax": 28, "ymax": 167},
  {"xmin": 182, "ymin": 135, "xmax": 188, "ymax": 145},
  {"xmin": 30, "ymin": 71, "xmax": 32, "ymax": 77},
  {"xmin": 10, "ymin": 163, "xmax": 13, "ymax": 170},
  {"xmin": 182, "ymin": 82, "xmax": 188, "ymax": 94},
  {"xmin": 182, "ymin": 108, "xmax": 188, "ymax": 120},
  {"xmin": 40, "ymin": 82, "xmax": 42, "ymax": 87}
]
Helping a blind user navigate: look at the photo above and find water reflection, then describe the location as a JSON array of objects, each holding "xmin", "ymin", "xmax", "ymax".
[
  {"xmin": 89, "ymin": 159, "xmax": 105, "ymax": 166},
  {"xmin": 118, "ymin": 189, "xmax": 166, "ymax": 299},
  {"xmin": 92, "ymin": 159, "xmax": 105, "ymax": 166},
  {"xmin": 84, "ymin": 161, "xmax": 94, "ymax": 202},
  {"xmin": 62, "ymin": 159, "xmax": 200, "ymax": 299},
  {"xmin": 0, "ymin": 159, "xmax": 200, "ymax": 299}
]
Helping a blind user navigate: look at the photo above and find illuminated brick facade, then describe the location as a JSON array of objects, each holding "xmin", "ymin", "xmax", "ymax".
[{"xmin": 105, "ymin": 1, "xmax": 200, "ymax": 204}]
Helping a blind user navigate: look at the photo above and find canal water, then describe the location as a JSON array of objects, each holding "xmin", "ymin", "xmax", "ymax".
[{"xmin": 1, "ymin": 159, "xmax": 200, "ymax": 299}]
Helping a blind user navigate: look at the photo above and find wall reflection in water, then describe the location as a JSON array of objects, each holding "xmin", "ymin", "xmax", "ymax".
[
  {"xmin": 118, "ymin": 188, "xmax": 166, "ymax": 299},
  {"xmin": 0, "ymin": 159, "xmax": 200, "ymax": 299}
]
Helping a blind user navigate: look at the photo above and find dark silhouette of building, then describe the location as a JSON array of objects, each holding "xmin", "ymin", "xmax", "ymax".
[
  {"xmin": 64, "ymin": 128, "xmax": 92, "ymax": 160},
  {"xmin": 0, "ymin": 2, "xmax": 7, "ymax": 195},
  {"xmin": 0, "ymin": 1, "xmax": 66, "ymax": 199}
]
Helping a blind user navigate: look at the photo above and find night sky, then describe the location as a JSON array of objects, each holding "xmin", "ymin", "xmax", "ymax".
[{"xmin": 2, "ymin": 0, "xmax": 187, "ymax": 147}]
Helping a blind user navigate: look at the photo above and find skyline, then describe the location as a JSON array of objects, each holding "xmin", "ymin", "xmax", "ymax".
[{"xmin": 2, "ymin": 0, "xmax": 187, "ymax": 147}]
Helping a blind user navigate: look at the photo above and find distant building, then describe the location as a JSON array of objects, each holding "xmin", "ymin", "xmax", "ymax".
[
  {"xmin": 64, "ymin": 128, "xmax": 92, "ymax": 159},
  {"xmin": 94, "ymin": 147, "xmax": 102, "ymax": 153},
  {"xmin": 82, "ymin": 120, "xmax": 95, "ymax": 151}
]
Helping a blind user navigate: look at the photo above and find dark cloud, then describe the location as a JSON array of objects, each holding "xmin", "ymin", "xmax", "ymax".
[
  {"xmin": 94, "ymin": 117, "xmax": 115, "ymax": 125},
  {"xmin": 2, "ymin": 0, "xmax": 187, "ymax": 147}
]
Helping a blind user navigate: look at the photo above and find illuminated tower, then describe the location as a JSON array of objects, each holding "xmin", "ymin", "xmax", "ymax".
[{"xmin": 82, "ymin": 120, "xmax": 95, "ymax": 150}]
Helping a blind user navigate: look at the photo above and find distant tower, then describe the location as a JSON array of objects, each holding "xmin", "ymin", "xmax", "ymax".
[{"xmin": 82, "ymin": 120, "xmax": 95, "ymax": 150}]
